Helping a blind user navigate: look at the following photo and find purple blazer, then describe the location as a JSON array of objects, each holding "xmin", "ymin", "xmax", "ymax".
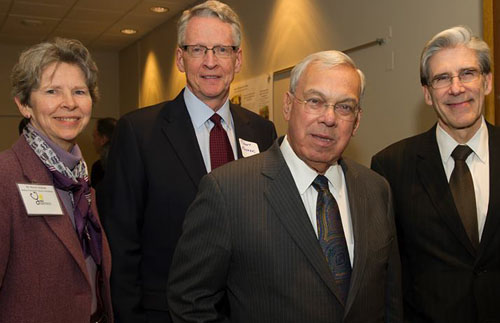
[{"xmin": 0, "ymin": 136, "xmax": 113, "ymax": 323}]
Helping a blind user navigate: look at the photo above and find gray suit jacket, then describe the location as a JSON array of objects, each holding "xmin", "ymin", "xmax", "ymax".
[{"xmin": 167, "ymin": 140, "xmax": 402, "ymax": 323}]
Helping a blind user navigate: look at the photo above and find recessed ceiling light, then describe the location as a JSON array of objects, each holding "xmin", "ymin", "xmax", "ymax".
[
  {"xmin": 150, "ymin": 6, "xmax": 169, "ymax": 13},
  {"xmin": 121, "ymin": 28, "xmax": 137, "ymax": 35}
]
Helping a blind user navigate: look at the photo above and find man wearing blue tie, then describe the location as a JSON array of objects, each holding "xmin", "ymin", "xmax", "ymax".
[{"xmin": 168, "ymin": 50, "xmax": 402, "ymax": 323}]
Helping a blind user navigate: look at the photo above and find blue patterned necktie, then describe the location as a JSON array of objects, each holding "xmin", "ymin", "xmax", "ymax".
[{"xmin": 312, "ymin": 175, "xmax": 351, "ymax": 304}]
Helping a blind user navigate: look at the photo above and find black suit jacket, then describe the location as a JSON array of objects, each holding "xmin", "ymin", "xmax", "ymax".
[
  {"xmin": 167, "ymin": 141, "xmax": 402, "ymax": 323},
  {"xmin": 371, "ymin": 123, "xmax": 500, "ymax": 323},
  {"xmin": 99, "ymin": 90, "xmax": 277, "ymax": 323}
]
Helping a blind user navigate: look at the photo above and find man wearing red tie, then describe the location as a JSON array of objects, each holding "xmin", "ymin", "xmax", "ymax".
[{"xmin": 99, "ymin": 1, "xmax": 276, "ymax": 322}]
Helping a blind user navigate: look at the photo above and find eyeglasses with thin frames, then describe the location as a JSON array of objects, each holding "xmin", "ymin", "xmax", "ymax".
[
  {"xmin": 181, "ymin": 45, "xmax": 238, "ymax": 58},
  {"xmin": 429, "ymin": 68, "xmax": 483, "ymax": 89},
  {"xmin": 289, "ymin": 92, "xmax": 360, "ymax": 122}
]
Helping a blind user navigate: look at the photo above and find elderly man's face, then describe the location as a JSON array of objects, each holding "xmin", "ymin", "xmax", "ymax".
[
  {"xmin": 176, "ymin": 16, "xmax": 242, "ymax": 111},
  {"xmin": 283, "ymin": 62, "xmax": 361, "ymax": 174},
  {"xmin": 422, "ymin": 45, "xmax": 492, "ymax": 143}
]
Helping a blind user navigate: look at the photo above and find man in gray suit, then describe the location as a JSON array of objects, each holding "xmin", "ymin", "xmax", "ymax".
[{"xmin": 167, "ymin": 50, "xmax": 402, "ymax": 323}]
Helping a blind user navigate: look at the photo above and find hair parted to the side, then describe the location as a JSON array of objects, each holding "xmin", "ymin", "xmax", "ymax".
[
  {"xmin": 11, "ymin": 37, "xmax": 99, "ymax": 106},
  {"xmin": 177, "ymin": 0, "xmax": 241, "ymax": 47},
  {"xmin": 420, "ymin": 25, "xmax": 491, "ymax": 86}
]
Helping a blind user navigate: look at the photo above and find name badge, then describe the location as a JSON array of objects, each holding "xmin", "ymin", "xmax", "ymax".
[
  {"xmin": 239, "ymin": 138, "xmax": 260, "ymax": 158},
  {"xmin": 17, "ymin": 183, "xmax": 64, "ymax": 216}
]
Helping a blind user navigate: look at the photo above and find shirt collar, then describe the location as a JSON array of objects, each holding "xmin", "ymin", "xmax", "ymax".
[
  {"xmin": 183, "ymin": 86, "xmax": 232, "ymax": 129},
  {"xmin": 436, "ymin": 117, "xmax": 488, "ymax": 164},
  {"xmin": 280, "ymin": 135, "xmax": 343, "ymax": 194}
]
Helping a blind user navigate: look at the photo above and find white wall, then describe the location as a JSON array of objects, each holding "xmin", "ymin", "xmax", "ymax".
[
  {"xmin": 0, "ymin": 43, "xmax": 120, "ymax": 168},
  {"xmin": 119, "ymin": 0, "xmax": 482, "ymax": 166}
]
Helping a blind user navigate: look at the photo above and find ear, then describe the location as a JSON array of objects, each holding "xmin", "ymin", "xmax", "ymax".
[
  {"xmin": 352, "ymin": 108, "xmax": 362, "ymax": 136},
  {"xmin": 483, "ymin": 72, "xmax": 493, "ymax": 95},
  {"xmin": 15, "ymin": 97, "xmax": 32, "ymax": 119},
  {"xmin": 176, "ymin": 47, "xmax": 185, "ymax": 73},
  {"xmin": 422, "ymin": 85, "xmax": 433, "ymax": 106},
  {"xmin": 233, "ymin": 47, "xmax": 242, "ymax": 74},
  {"xmin": 100, "ymin": 135, "xmax": 110, "ymax": 146},
  {"xmin": 283, "ymin": 91, "xmax": 293, "ymax": 121}
]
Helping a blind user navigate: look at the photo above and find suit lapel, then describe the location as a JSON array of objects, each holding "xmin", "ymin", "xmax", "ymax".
[
  {"xmin": 231, "ymin": 103, "xmax": 251, "ymax": 159},
  {"xmin": 339, "ymin": 159, "xmax": 368, "ymax": 314},
  {"xmin": 12, "ymin": 138, "xmax": 92, "ymax": 285},
  {"xmin": 415, "ymin": 127, "xmax": 476, "ymax": 256},
  {"xmin": 262, "ymin": 142, "xmax": 341, "ymax": 302},
  {"xmin": 477, "ymin": 123, "xmax": 500, "ymax": 258},
  {"xmin": 160, "ymin": 92, "xmax": 207, "ymax": 187}
]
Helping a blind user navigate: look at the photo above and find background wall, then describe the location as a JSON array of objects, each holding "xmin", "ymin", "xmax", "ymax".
[
  {"xmin": 0, "ymin": 0, "xmax": 482, "ymax": 168},
  {"xmin": 0, "ymin": 43, "xmax": 120, "ymax": 168},
  {"xmin": 118, "ymin": 0, "xmax": 481, "ymax": 166}
]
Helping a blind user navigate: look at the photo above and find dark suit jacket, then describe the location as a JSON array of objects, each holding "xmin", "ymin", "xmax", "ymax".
[
  {"xmin": 0, "ymin": 137, "xmax": 113, "ymax": 323},
  {"xmin": 99, "ymin": 90, "xmax": 277, "ymax": 323},
  {"xmin": 371, "ymin": 123, "xmax": 500, "ymax": 323},
  {"xmin": 167, "ymin": 141, "xmax": 402, "ymax": 323},
  {"xmin": 91, "ymin": 159, "xmax": 105, "ymax": 188}
]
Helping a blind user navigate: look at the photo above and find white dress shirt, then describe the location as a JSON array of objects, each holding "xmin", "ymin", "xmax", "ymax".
[
  {"xmin": 280, "ymin": 135, "xmax": 354, "ymax": 264},
  {"xmin": 436, "ymin": 117, "xmax": 489, "ymax": 240},
  {"xmin": 184, "ymin": 87, "xmax": 237, "ymax": 172}
]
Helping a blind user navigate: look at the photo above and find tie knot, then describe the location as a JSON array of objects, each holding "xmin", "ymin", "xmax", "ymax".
[
  {"xmin": 312, "ymin": 175, "xmax": 329, "ymax": 192},
  {"xmin": 452, "ymin": 145, "xmax": 473, "ymax": 161},
  {"xmin": 210, "ymin": 114, "xmax": 222, "ymax": 126}
]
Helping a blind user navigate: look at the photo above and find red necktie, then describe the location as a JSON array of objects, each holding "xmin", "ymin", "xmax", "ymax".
[{"xmin": 209, "ymin": 114, "xmax": 234, "ymax": 170}]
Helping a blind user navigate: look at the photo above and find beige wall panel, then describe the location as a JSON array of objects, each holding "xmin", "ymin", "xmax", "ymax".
[{"xmin": 119, "ymin": 0, "xmax": 481, "ymax": 166}]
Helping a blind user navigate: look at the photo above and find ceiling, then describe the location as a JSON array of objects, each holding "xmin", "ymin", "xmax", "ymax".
[{"xmin": 0, "ymin": 0, "xmax": 198, "ymax": 51}]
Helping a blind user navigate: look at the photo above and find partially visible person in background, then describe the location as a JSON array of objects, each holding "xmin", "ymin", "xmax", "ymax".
[
  {"xmin": 0, "ymin": 38, "xmax": 113, "ymax": 323},
  {"xmin": 91, "ymin": 117, "xmax": 117, "ymax": 188},
  {"xmin": 18, "ymin": 117, "xmax": 30, "ymax": 135}
]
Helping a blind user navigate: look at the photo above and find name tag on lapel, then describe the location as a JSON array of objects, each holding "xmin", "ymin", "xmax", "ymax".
[
  {"xmin": 17, "ymin": 183, "xmax": 64, "ymax": 216},
  {"xmin": 239, "ymin": 138, "xmax": 260, "ymax": 158}
]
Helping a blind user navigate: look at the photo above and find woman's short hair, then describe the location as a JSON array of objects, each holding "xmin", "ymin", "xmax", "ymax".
[
  {"xmin": 11, "ymin": 37, "xmax": 99, "ymax": 106},
  {"xmin": 177, "ymin": 0, "xmax": 241, "ymax": 47},
  {"xmin": 420, "ymin": 26, "xmax": 491, "ymax": 86}
]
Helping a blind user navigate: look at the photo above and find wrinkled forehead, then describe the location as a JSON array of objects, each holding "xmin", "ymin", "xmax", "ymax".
[{"xmin": 297, "ymin": 63, "xmax": 361, "ymax": 99}]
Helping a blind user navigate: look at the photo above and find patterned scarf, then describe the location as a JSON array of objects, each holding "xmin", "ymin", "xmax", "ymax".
[{"xmin": 23, "ymin": 124, "xmax": 102, "ymax": 265}]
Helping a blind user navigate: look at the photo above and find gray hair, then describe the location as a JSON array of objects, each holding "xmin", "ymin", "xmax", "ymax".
[
  {"xmin": 420, "ymin": 25, "xmax": 491, "ymax": 86},
  {"xmin": 289, "ymin": 50, "xmax": 366, "ymax": 102},
  {"xmin": 11, "ymin": 37, "xmax": 99, "ymax": 106},
  {"xmin": 177, "ymin": 0, "xmax": 241, "ymax": 47}
]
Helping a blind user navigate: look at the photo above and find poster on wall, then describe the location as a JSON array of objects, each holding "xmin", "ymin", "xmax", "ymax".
[{"xmin": 230, "ymin": 74, "xmax": 273, "ymax": 121}]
